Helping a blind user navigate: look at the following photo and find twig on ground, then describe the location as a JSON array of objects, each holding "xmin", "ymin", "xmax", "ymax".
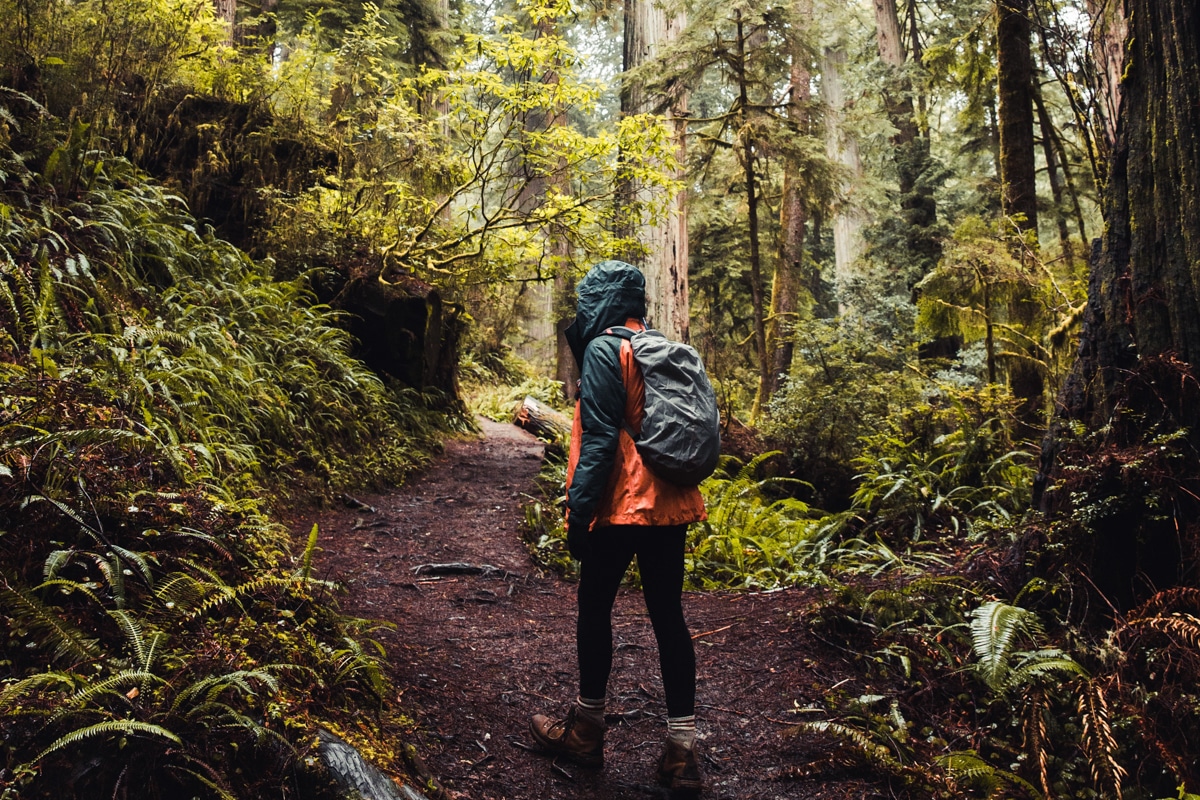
[{"xmin": 691, "ymin": 624, "xmax": 734, "ymax": 640}]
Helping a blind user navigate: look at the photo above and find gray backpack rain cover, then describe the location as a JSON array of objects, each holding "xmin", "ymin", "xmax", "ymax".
[{"xmin": 606, "ymin": 326, "xmax": 721, "ymax": 485}]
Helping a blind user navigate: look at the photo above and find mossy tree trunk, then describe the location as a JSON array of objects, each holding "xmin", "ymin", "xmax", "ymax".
[
  {"xmin": 997, "ymin": 0, "xmax": 1044, "ymax": 436},
  {"xmin": 1040, "ymin": 0, "xmax": 1200, "ymax": 608},
  {"xmin": 873, "ymin": 0, "xmax": 940, "ymax": 286},
  {"xmin": 997, "ymin": 0, "xmax": 1038, "ymax": 233}
]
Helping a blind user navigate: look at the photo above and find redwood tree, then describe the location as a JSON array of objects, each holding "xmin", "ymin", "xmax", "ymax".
[{"xmin": 1041, "ymin": 0, "xmax": 1200, "ymax": 608}]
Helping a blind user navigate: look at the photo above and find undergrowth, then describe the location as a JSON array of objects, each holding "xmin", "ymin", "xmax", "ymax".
[{"xmin": 0, "ymin": 115, "xmax": 447, "ymax": 796}]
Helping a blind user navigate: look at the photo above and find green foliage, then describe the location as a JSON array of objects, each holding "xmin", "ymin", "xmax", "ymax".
[
  {"xmin": 848, "ymin": 383, "xmax": 1034, "ymax": 541},
  {"xmin": 264, "ymin": 0, "xmax": 679, "ymax": 296},
  {"xmin": 0, "ymin": 127, "xmax": 424, "ymax": 795},
  {"xmin": 763, "ymin": 316, "xmax": 919, "ymax": 509},
  {"xmin": 688, "ymin": 453, "xmax": 828, "ymax": 590},
  {"xmin": 968, "ymin": 601, "xmax": 1086, "ymax": 693},
  {"xmin": 0, "ymin": 142, "xmax": 445, "ymax": 491},
  {"xmin": 468, "ymin": 375, "xmax": 567, "ymax": 423}
]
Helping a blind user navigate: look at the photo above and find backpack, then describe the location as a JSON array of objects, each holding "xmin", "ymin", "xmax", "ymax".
[{"xmin": 605, "ymin": 326, "xmax": 721, "ymax": 485}]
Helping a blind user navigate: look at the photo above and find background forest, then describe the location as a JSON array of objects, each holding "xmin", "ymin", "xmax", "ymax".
[{"xmin": 2, "ymin": 0, "xmax": 1199, "ymax": 797}]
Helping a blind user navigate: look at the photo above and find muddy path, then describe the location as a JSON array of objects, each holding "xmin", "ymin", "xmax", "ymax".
[{"xmin": 299, "ymin": 419, "xmax": 884, "ymax": 799}]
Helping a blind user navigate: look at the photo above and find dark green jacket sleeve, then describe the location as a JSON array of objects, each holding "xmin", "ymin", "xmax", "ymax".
[{"xmin": 566, "ymin": 336, "xmax": 626, "ymax": 530}]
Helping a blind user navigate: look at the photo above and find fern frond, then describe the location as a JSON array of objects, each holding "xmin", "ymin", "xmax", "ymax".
[
  {"xmin": 52, "ymin": 669, "xmax": 162, "ymax": 719},
  {"xmin": 0, "ymin": 671, "xmax": 76, "ymax": 708},
  {"xmin": 300, "ymin": 523, "xmax": 319, "ymax": 580},
  {"xmin": 1078, "ymin": 679, "xmax": 1125, "ymax": 800},
  {"xmin": 937, "ymin": 750, "xmax": 1043, "ymax": 799},
  {"xmin": 33, "ymin": 578, "xmax": 104, "ymax": 607},
  {"xmin": 171, "ymin": 669, "xmax": 279, "ymax": 714},
  {"xmin": 1127, "ymin": 613, "xmax": 1200, "ymax": 651},
  {"xmin": 789, "ymin": 720, "xmax": 906, "ymax": 774},
  {"xmin": 1023, "ymin": 689, "xmax": 1051, "ymax": 799},
  {"xmin": 110, "ymin": 546, "xmax": 156, "ymax": 590},
  {"xmin": 107, "ymin": 609, "xmax": 156, "ymax": 669},
  {"xmin": 1129, "ymin": 588, "xmax": 1200, "ymax": 620},
  {"xmin": 1007, "ymin": 650, "xmax": 1088, "ymax": 688},
  {"xmin": 0, "ymin": 581, "xmax": 100, "ymax": 663},
  {"xmin": 42, "ymin": 550, "xmax": 73, "ymax": 581},
  {"xmin": 970, "ymin": 600, "xmax": 1042, "ymax": 692},
  {"xmin": 33, "ymin": 719, "xmax": 181, "ymax": 764}
]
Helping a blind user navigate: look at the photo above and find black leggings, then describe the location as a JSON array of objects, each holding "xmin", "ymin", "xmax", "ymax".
[{"xmin": 577, "ymin": 524, "xmax": 695, "ymax": 718}]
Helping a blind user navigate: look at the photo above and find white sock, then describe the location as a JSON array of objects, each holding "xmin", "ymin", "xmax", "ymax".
[
  {"xmin": 667, "ymin": 715, "xmax": 696, "ymax": 749},
  {"xmin": 576, "ymin": 695, "xmax": 605, "ymax": 726}
]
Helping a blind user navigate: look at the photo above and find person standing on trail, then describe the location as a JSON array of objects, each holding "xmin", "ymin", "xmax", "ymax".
[{"xmin": 529, "ymin": 260, "xmax": 707, "ymax": 794}]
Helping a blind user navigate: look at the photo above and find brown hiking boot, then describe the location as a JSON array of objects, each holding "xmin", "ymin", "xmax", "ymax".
[
  {"xmin": 657, "ymin": 740, "xmax": 703, "ymax": 794},
  {"xmin": 529, "ymin": 706, "xmax": 604, "ymax": 766}
]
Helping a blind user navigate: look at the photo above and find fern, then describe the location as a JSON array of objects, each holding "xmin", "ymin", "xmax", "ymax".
[
  {"xmin": 937, "ymin": 750, "xmax": 1043, "ymax": 799},
  {"xmin": 33, "ymin": 720, "xmax": 181, "ymax": 764},
  {"xmin": 790, "ymin": 720, "xmax": 908, "ymax": 773},
  {"xmin": 0, "ymin": 580, "xmax": 100, "ymax": 663},
  {"xmin": 970, "ymin": 601, "xmax": 1043, "ymax": 691},
  {"xmin": 1078, "ymin": 679, "xmax": 1125, "ymax": 800},
  {"xmin": 300, "ymin": 522, "xmax": 320, "ymax": 580}
]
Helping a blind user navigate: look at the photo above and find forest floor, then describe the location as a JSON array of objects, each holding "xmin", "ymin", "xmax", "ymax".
[{"xmin": 296, "ymin": 419, "xmax": 892, "ymax": 800}]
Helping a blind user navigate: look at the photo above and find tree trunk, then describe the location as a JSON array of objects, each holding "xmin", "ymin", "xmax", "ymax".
[
  {"xmin": 1085, "ymin": 0, "xmax": 1125, "ymax": 154},
  {"xmin": 1040, "ymin": 0, "xmax": 1200, "ymax": 608},
  {"xmin": 874, "ymin": 0, "xmax": 940, "ymax": 284},
  {"xmin": 873, "ymin": 0, "xmax": 917, "ymax": 157},
  {"xmin": 622, "ymin": 0, "xmax": 690, "ymax": 342},
  {"xmin": 1033, "ymin": 83, "xmax": 1074, "ymax": 270},
  {"xmin": 513, "ymin": 14, "xmax": 575, "ymax": 398},
  {"xmin": 997, "ymin": 0, "xmax": 1043, "ymax": 437},
  {"xmin": 214, "ymin": 0, "xmax": 236, "ymax": 41},
  {"xmin": 734, "ymin": 11, "xmax": 768, "ymax": 419},
  {"xmin": 766, "ymin": 0, "xmax": 813, "ymax": 399},
  {"xmin": 997, "ymin": 0, "xmax": 1038, "ymax": 233},
  {"xmin": 822, "ymin": 46, "xmax": 865, "ymax": 315}
]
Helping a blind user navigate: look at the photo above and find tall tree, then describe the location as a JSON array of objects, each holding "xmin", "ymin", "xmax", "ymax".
[
  {"xmin": 767, "ymin": 0, "xmax": 814, "ymax": 398},
  {"xmin": 514, "ymin": 12, "xmax": 577, "ymax": 397},
  {"xmin": 1041, "ymin": 0, "xmax": 1200, "ymax": 607},
  {"xmin": 872, "ymin": 0, "xmax": 940, "ymax": 287},
  {"xmin": 623, "ymin": 0, "xmax": 690, "ymax": 341},
  {"xmin": 995, "ymin": 0, "xmax": 1044, "ymax": 435},
  {"xmin": 821, "ymin": 45, "xmax": 864, "ymax": 312},
  {"xmin": 996, "ymin": 0, "xmax": 1038, "ymax": 232}
]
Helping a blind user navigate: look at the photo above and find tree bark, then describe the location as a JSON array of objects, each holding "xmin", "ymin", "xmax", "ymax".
[
  {"xmin": 874, "ymin": 0, "xmax": 940, "ymax": 284},
  {"xmin": 766, "ymin": 0, "xmax": 813, "ymax": 399},
  {"xmin": 622, "ymin": 0, "xmax": 690, "ymax": 342},
  {"xmin": 1085, "ymin": 0, "xmax": 1125, "ymax": 153},
  {"xmin": 821, "ymin": 47, "xmax": 864, "ymax": 315},
  {"xmin": 1041, "ymin": 0, "xmax": 1200, "ymax": 606},
  {"xmin": 997, "ymin": 0, "xmax": 1038, "ymax": 233},
  {"xmin": 513, "ymin": 14, "xmax": 576, "ymax": 399},
  {"xmin": 214, "ymin": 0, "xmax": 236, "ymax": 41}
]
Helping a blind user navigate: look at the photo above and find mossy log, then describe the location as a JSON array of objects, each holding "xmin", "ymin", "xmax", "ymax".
[
  {"xmin": 513, "ymin": 396, "xmax": 571, "ymax": 443},
  {"xmin": 335, "ymin": 274, "xmax": 463, "ymax": 399}
]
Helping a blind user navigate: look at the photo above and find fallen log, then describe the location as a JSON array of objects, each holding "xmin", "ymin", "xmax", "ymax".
[
  {"xmin": 318, "ymin": 728, "xmax": 430, "ymax": 800},
  {"xmin": 513, "ymin": 396, "xmax": 571, "ymax": 443}
]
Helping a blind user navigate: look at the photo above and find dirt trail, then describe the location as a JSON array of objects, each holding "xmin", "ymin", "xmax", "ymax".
[{"xmin": 301, "ymin": 419, "xmax": 881, "ymax": 799}]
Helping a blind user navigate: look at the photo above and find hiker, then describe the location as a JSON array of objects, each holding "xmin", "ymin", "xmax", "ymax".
[{"xmin": 529, "ymin": 260, "xmax": 707, "ymax": 794}]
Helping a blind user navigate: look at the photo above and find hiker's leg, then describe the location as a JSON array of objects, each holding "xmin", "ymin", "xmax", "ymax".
[
  {"xmin": 636, "ymin": 524, "xmax": 695, "ymax": 719},
  {"xmin": 577, "ymin": 526, "xmax": 636, "ymax": 702}
]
